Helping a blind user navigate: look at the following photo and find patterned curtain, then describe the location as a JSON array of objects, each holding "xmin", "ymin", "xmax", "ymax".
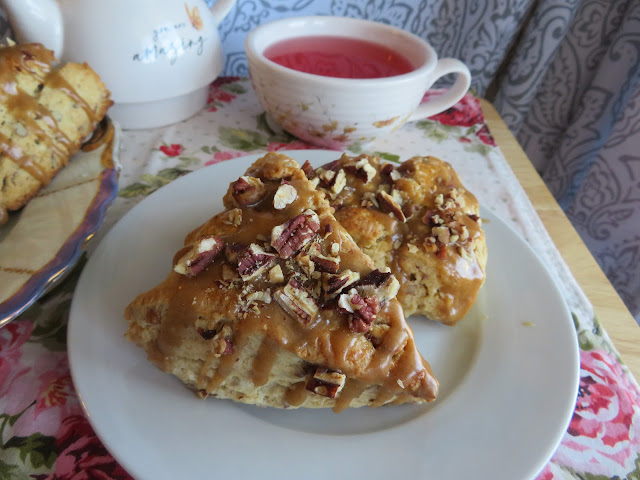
[{"xmin": 1, "ymin": 0, "xmax": 638, "ymax": 321}]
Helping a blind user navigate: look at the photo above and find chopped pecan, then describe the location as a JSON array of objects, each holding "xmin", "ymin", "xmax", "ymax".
[
  {"xmin": 221, "ymin": 208, "xmax": 243, "ymax": 226},
  {"xmin": 301, "ymin": 160, "xmax": 315, "ymax": 179},
  {"xmin": 274, "ymin": 277, "xmax": 318, "ymax": 325},
  {"xmin": 268, "ymin": 264, "xmax": 285, "ymax": 284},
  {"xmin": 197, "ymin": 324, "xmax": 234, "ymax": 356},
  {"xmin": 225, "ymin": 242, "xmax": 247, "ymax": 264},
  {"xmin": 174, "ymin": 236, "xmax": 225, "ymax": 277},
  {"xmin": 295, "ymin": 252, "xmax": 316, "ymax": 277},
  {"xmin": 380, "ymin": 162, "xmax": 401, "ymax": 183},
  {"xmin": 354, "ymin": 269, "xmax": 400, "ymax": 303},
  {"xmin": 319, "ymin": 159, "xmax": 340, "ymax": 172},
  {"xmin": 271, "ymin": 209, "xmax": 320, "ymax": 259},
  {"xmin": 402, "ymin": 203, "xmax": 419, "ymax": 220},
  {"xmin": 306, "ymin": 366, "xmax": 346, "ymax": 398},
  {"xmin": 311, "ymin": 255, "xmax": 340, "ymax": 274},
  {"xmin": 460, "ymin": 225, "xmax": 470, "ymax": 242},
  {"xmin": 422, "ymin": 209, "xmax": 436, "ymax": 227},
  {"xmin": 432, "ymin": 225, "xmax": 451, "ymax": 244},
  {"xmin": 376, "ymin": 191, "xmax": 406, "ymax": 222},
  {"xmin": 237, "ymin": 243, "xmax": 277, "ymax": 280},
  {"xmin": 323, "ymin": 269, "xmax": 360, "ymax": 297},
  {"xmin": 337, "ymin": 289, "xmax": 380, "ymax": 333},
  {"xmin": 232, "ymin": 176, "xmax": 266, "ymax": 207},
  {"xmin": 361, "ymin": 191, "xmax": 379, "ymax": 208},
  {"xmin": 345, "ymin": 158, "xmax": 376, "ymax": 183},
  {"xmin": 246, "ymin": 290, "xmax": 272, "ymax": 304},
  {"xmin": 468, "ymin": 213, "xmax": 480, "ymax": 223},
  {"xmin": 273, "ymin": 181, "xmax": 298, "ymax": 210},
  {"xmin": 316, "ymin": 168, "xmax": 336, "ymax": 188},
  {"xmin": 329, "ymin": 169, "xmax": 347, "ymax": 197}
]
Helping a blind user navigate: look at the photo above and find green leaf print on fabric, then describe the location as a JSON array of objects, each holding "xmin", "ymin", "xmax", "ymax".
[
  {"xmin": 200, "ymin": 145, "xmax": 220, "ymax": 154},
  {"xmin": 118, "ymin": 182, "xmax": 155, "ymax": 198},
  {"xmin": 255, "ymin": 113, "xmax": 300, "ymax": 144},
  {"xmin": 0, "ymin": 459, "xmax": 18, "ymax": 480},
  {"xmin": 463, "ymin": 142, "xmax": 492, "ymax": 156},
  {"xmin": 177, "ymin": 156, "xmax": 201, "ymax": 167},
  {"xmin": 415, "ymin": 120, "xmax": 454, "ymax": 142},
  {"xmin": 221, "ymin": 82, "xmax": 246, "ymax": 95},
  {"xmin": 29, "ymin": 300, "xmax": 69, "ymax": 351},
  {"xmin": 219, "ymin": 127, "xmax": 269, "ymax": 151},
  {"xmin": 371, "ymin": 152, "xmax": 401, "ymax": 163},
  {"xmin": 3, "ymin": 434, "xmax": 57, "ymax": 470},
  {"xmin": 119, "ymin": 167, "xmax": 191, "ymax": 199}
]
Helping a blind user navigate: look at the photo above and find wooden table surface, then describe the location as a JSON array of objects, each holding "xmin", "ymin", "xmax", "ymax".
[{"xmin": 480, "ymin": 98, "xmax": 640, "ymax": 379}]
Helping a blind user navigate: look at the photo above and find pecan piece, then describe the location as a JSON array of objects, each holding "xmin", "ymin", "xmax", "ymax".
[
  {"xmin": 237, "ymin": 243, "xmax": 277, "ymax": 280},
  {"xmin": 174, "ymin": 236, "xmax": 225, "ymax": 277},
  {"xmin": 323, "ymin": 269, "xmax": 360, "ymax": 298},
  {"xmin": 311, "ymin": 255, "xmax": 340, "ymax": 274},
  {"xmin": 224, "ymin": 242, "xmax": 247, "ymax": 264},
  {"xmin": 376, "ymin": 191, "xmax": 406, "ymax": 222},
  {"xmin": 271, "ymin": 209, "xmax": 320, "ymax": 259},
  {"xmin": 268, "ymin": 264, "xmax": 285, "ymax": 284},
  {"xmin": 316, "ymin": 168, "xmax": 337, "ymax": 189},
  {"xmin": 301, "ymin": 160, "xmax": 315, "ymax": 179},
  {"xmin": 354, "ymin": 269, "xmax": 400, "ymax": 303},
  {"xmin": 329, "ymin": 169, "xmax": 347, "ymax": 197},
  {"xmin": 273, "ymin": 181, "xmax": 298, "ymax": 210},
  {"xmin": 380, "ymin": 162, "xmax": 401, "ymax": 183},
  {"xmin": 337, "ymin": 289, "xmax": 380, "ymax": 333},
  {"xmin": 232, "ymin": 176, "xmax": 266, "ymax": 207},
  {"xmin": 432, "ymin": 225, "xmax": 451, "ymax": 245},
  {"xmin": 345, "ymin": 158, "xmax": 376, "ymax": 183},
  {"xmin": 197, "ymin": 324, "xmax": 234, "ymax": 356},
  {"xmin": 274, "ymin": 277, "xmax": 318, "ymax": 325},
  {"xmin": 306, "ymin": 366, "xmax": 346, "ymax": 398},
  {"xmin": 319, "ymin": 159, "xmax": 340, "ymax": 172}
]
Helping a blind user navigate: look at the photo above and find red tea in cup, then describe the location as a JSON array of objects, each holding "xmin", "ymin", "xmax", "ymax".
[{"xmin": 264, "ymin": 36, "xmax": 415, "ymax": 79}]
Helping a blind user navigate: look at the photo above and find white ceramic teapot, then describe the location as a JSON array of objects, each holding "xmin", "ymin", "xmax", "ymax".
[{"xmin": 1, "ymin": 0, "xmax": 237, "ymax": 128}]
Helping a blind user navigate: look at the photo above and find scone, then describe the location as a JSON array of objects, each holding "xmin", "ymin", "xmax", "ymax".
[
  {"xmin": 125, "ymin": 152, "xmax": 438, "ymax": 411},
  {"xmin": 0, "ymin": 42, "xmax": 112, "ymax": 223},
  {"xmin": 309, "ymin": 154, "xmax": 487, "ymax": 325}
]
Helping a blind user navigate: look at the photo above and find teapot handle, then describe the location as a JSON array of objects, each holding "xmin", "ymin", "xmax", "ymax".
[{"xmin": 209, "ymin": 0, "xmax": 236, "ymax": 25}]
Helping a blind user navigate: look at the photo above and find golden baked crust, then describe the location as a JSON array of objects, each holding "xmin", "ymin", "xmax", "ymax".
[
  {"xmin": 125, "ymin": 152, "xmax": 438, "ymax": 411},
  {"xmin": 0, "ymin": 43, "xmax": 112, "ymax": 223},
  {"xmin": 311, "ymin": 154, "xmax": 487, "ymax": 325}
]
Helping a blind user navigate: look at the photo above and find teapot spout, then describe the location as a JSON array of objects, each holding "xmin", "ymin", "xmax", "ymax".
[{"xmin": 0, "ymin": 0, "xmax": 64, "ymax": 58}]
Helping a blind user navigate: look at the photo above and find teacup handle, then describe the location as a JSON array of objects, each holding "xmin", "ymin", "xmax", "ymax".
[
  {"xmin": 209, "ymin": 0, "xmax": 237, "ymax": 24},
  {"xmin": 409, "ymin": 58, "xmax": 472, "ymax": 122}
]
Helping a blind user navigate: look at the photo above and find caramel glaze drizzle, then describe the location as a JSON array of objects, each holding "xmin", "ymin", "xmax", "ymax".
[
  {"xmin": 329, "ymin": 156, "xmax": 485, "ymax": 321},
  {"xmin": 0, "ymin": 45, "xmax": 96, "ymax": 188},
  {"xmin": 149, "ymin": 176, "xmax": 437, "ymax": 412}
]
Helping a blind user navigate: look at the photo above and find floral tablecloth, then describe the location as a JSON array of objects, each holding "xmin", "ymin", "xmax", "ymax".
[{"xmin": 1, "ymin": 77, "xmax": 640, "ymax": 480}]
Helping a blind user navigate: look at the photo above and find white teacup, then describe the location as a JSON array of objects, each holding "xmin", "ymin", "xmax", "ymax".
[{"xmin": 245, "ymin": 16, "xmax": 471, "ymax": 149}]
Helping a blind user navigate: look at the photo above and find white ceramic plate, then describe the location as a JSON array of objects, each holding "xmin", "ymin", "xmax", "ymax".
[
  {"xmin": 68, "ymin": 150, "xmax": 579, "ymax": 480},
  {"xmin": 0, "ymin": 117, "xmax": 119, "ymax": 327}
]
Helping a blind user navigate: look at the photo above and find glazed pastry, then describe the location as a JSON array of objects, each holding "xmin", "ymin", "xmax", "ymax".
[
  {"xmin": 310, "ymin": 154, "xmax": 487, "ymax": 325},
  {"xmin": 0, "ymin": 42, "xmax": 112, "ymax": 223},
  {"xmin": 125, "ymin": 152, "xmax": 438, "ymax": 411}
]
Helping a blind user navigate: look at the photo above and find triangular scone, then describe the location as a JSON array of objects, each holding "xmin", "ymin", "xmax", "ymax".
[
  {"xmin": 307, "ymin": 154, "xmax": 487, "ymax": 325},
  {"xmin": 125, "ymin": 152, "xmax": 438, "ymax": 411}
]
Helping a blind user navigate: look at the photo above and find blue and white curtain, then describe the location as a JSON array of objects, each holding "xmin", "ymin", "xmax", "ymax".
[{"xmin": 2, "ymin": 0, "xmax": 639, "ymax": 321}]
